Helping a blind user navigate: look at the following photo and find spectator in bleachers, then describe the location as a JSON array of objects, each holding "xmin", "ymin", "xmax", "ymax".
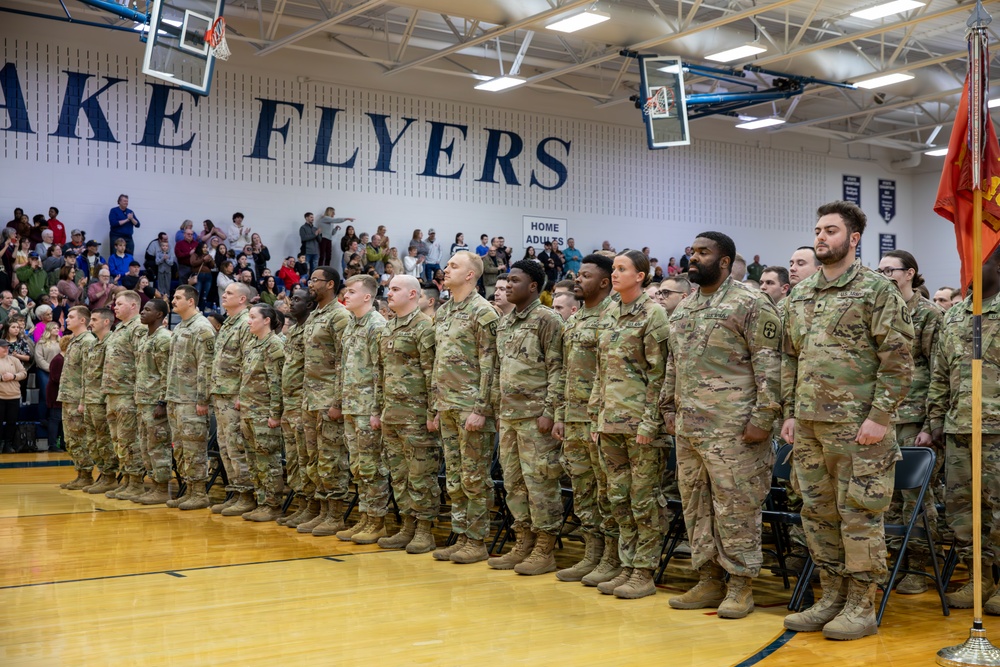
[
  {"xmin": 277, "ymin": 256, "xmax": 299, "ymax": 292},
  {"xmin": 45, "ymin": 336, "xmax": 67, "ymax": 451},
  {"xmin": 155, "ymin": 239, "xmax": 174, "ymax": 296},
  {"xmin": 48, "ymin": 287, "xmax": 68, "ymax": 329},
  {"xmin": 57, "ymin": 266, "xmax": 81, "ymax": 308},
  {"xmin": 239, "ymin": 269, "xmax": 259, "ymax": 300},
  {"xmin": 190, "ymin": 242, "xmax": 216, "ymax": 310},
  {"xmin": 318, "ymin": 207, "xmax": 353, "ymax": 267},
  {"xmin": 4, "ymin": 316, "xmax": 33, "ymax": 400},
  {"xmin": 175, "ymin": 219, "xmax": 194, "ymax": 243},
  {"xmin": 386, "ymin": 247, "xmax": 404, "ymax": 276},
  {"xmin": 235, "ymin": 254, "xmax": 255, "ymax": 284},
  {"xmin": 340, "ymin": 224, "xmax": 360, "ymax": 257},
  {"xmin": 199, "ymin": 220, "xmax": 227, "ymax": 245},
  {"xmin": 523, "ymin": 246, "xmax": 537, "ymax": 261},
  {"xmin": 250, "ymin": 234, "xmax": 270, "ymax": 278},
  {"xmin": 299, "ymin": 213, "xmax": 321, "ymax": 275},
  {"xmin": 14, "ymin": 237, "xmax": 31, "ymax": 271},
  {"xmin": 87, "ymin": 268, "xmax": 114, "ymax": 310},
  {"xmin": 175, "ymin": 227, "xmax": 197, "ymax": 284},
  {"xmin": 13, "ymin": 284, "xmax": 32, "ymax": 321},
  {"xmin": 36, "ymin": 229, "xmax": 54, "ymax": 257},
  {"xmin": 424, "ymin": 229, "xmax": 443, "ymax": 283},
  {"xmin": 63, "ymin": 229, "xmax": 85, "ymax": 255},
  {"xmin": 16, "ymin": 253, "xmax": 48, "ymax": 301},
  {"xmin": 482, "ymin": 247, "xmax": 502, "ymax": 298},
  {"xmin": 403, "ymin": 245, "xmax": 422, "ymax": 278},
  {"xmin": 451, "ymin": 233, "xmax": 469, "ymax": 256},
  {"xmin": 563, "ymin": 238, "xmax": 583, "ymax": 276},
  {"xmin": 259, "ymin": 276, "xmax": 279, "ymax": 306},
  {"xmin": 29, "ymin": 215, "xmax": 46, "ymax": 247},
  {"xmin": 228, "ymin": 212, "xmax": 252, "ymax": 249},
  {"xmin": 476, "ymin": 234, "xmax": 490, "ymax": 256},
  {"xmin": 43, "ymin": 244, "xmax": 65, "ymax": 275},
  {"xmin": 108, "ymin": 194, "xmax": 141, "ymax": 255},
  {"xmin": 107, "ymin": 238, "xmax": 134, "ymax": 281},
  {"xmin": 46, "ymin": 207, "xmax": 66, "ymax": 246},
  {"xmin": 366, "ymin": 234, "xmax": 389, "ymax": 274},
  {"xmin": 31, "ymin": 305, "xmax": 56, "ymax": 343},
  {"xmin": 0, "ymin": 340, "xmax": 26, "ymax": 453},
  {"xmin": 77, "ymin": 240, "xmax": 106, "ymax": 281},
  {"xmin": 33, "ymin": 319, "xmax": 60, "ymax": 427},
  {"xmin": 120, "ymin": 262, "xmax": 142, "ymax": 291}
]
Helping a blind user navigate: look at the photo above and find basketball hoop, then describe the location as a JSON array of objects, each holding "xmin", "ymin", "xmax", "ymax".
[
  {"xmin": 205, "ymin": 17, "xmax": 231, "ymax": 61},
  {"xmin": 643, "ymin": 86, "xmax": 674, "ymax": 119}
]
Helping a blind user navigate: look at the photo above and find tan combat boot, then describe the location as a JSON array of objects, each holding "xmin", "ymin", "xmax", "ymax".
[
  {"xmin": 336, "ymin": 513, "xmax": 370, "ymax": 541},
  {"xmin": 277, "ymin": 497, "xmax": 304, "ymax": 526},
  {"xmin": 313, "ymin": 501, "xmax": 347, "ymax": 537},
  {"xmin": 166, "ymin": 482, "xmax": 192, "ymax": 508},
  {"xmin": 717, "ymin": 575, "xmax": 755, "ymax": 618},
  {"xmin": 556, "ymin": 533, "xmax": 604, "ymax": 582},
  {"xmin": 137, "ymin": 482, "xmax": 170, "ymax": 505},
  {"xmin": 222, "ymin": 491, "xmax": 256, "ymax": 516},
  {"xmin": 614, "ymin": 567, "xmax": 656, "ymax": 599},
  {"xmin": 87, "ymin": 473, "xmax": 120, "ymax": 495},
  {"xmin": 668, "ymin": 562, "xmax": 727, "ymax": 609},
  {"xmin": 244, "ymin": 504, "xmax": 283, "ymax": 522},
  {"xmin": 515, "ymin": 532, "xmax": 558, "ymax": 576},
  {"xmin": 451, "ymin": 539, "xmax": 490, "ymax": 564},
  {"xmin": 822, "ymin": 579, "xmax": 878, "ymax": 640},
  {"xmin": 104, "ymin": 475, "xmax": 129, "ymax": 498},
  {"xmin": 116, "ymin": 475, "xmax": 146, "ymax": 501},
  {"xmin": 582, "ymin": 536, "xmax": 623, "ymax": 587},
  {"xmin": 378, "ymin": 515, "xmax": 416, "ymax": 549},
  {"xmin": 65, "ymin": 469, "xmax": 94, "ymax": 491},
  {"xmin": 433, "ymin": 535, "xmax": 467, "ymax": 561},
  {"xmin": 784, "ymin": 570, "xmax": 849, "ymax": 631},
  {"xmin": 946, "ymin": 561, "xmax": 996, "ymax": 609},
  {"xmin": 211, "ymin": 492, "xmax": 240, "ymax": 514},
  {"xmin": 407, "ymin": 521, "xmax": 437, "ymax": 554},
  {"xmin": 896, "ymin": 554, "xmax": 930, "ymax": 595},
  {"xmin": 178, "ymin": 486, "xmax": 210, "ymax": 510},
  {"xmin": 598, "ymin": 567, "xmax": 634, "ymax": 595},
  {"xmin": 61, "ymin": 470, "xmax": 85, "ymax": 489},
  {"xmin": 352, "ymin": 515, "xmax": 387, "ymax": 544},
  {"xmin": 487, "ymin": 529, "xmax": 536, "ymax": 570},
  {"xmin": 289, "ymin": 499, "xmax": 321, "ymax": 529},
  {"xmin": 985, "ymin": 588, "xmax": 1000, "ymax": 615},
  {"xmin": 297, "ymin": 499, "xmax": 329, "ymax": 533}
]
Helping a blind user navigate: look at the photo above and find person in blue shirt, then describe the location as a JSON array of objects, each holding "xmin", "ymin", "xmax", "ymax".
[
  {"xmin": 109, "ymin": 194, "xmax": 140, "ymax": 255},
  {"xmin": 76, "ymin": 240, "xmax": 106, "ymax": 281},
  {"xmin": 563, "ymin": 237, "xmax": 583, "ymax": 276},
  {"xmin": 475, "ymin": 234, "xmax": 490, "ymax": 256},
  {"xmin": 107, "ymin": 237, "xmax": 135, "ymax": 282}
]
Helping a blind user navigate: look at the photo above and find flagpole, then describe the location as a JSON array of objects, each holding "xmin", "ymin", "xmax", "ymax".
[{"xmin": 938, "ymin": 1, "xmax": 998, "ymax": 663}]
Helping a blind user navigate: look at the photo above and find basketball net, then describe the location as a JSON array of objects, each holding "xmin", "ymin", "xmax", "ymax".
[
  {"xmin": 643, "ymin": 86, "xmax": 672, "ymax": 119},
  {"xmin": 206, "ymin": 17, "xmax": 231, "ymax": 61}
]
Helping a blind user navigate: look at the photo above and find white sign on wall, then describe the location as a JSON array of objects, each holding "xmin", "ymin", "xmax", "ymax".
[{"xmin": 523, "ymin": 215, "xmax": 567, "ymax": 248}]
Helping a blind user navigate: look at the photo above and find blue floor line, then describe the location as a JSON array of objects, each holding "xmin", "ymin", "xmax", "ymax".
[{"xmin": 732, "ymin": 629, "xmax": 797, "ymax": 667}]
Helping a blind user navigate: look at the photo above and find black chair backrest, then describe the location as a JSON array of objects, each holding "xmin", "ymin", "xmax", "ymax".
[
  {"xmin": 894, "ymin": 446, "xmax": 935, "ymax": 492},
  {"xmin": 773, "ymin": 443, "xmax": 793, "ymax": 482}
]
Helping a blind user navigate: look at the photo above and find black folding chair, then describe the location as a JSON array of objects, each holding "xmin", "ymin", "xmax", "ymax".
[{"xmin": 762, "ymin": 443, "xmax": 815, "ymax": 610}]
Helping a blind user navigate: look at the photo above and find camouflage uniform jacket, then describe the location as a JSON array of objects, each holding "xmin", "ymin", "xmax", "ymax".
[
  {"xmin": 661, "ymin": 277, "xmax": 782, "ymax": 438},
  {"xmin": 240, "ymin": 332, "xmax": 285, "ymax": 420},
  {"xmin": 376, "ymin": 309, "xmax": 435, "ymax": 423},
  {"xmin": 210, "ymin": 308, "xmax": 253, "ymax": 397},
  {"xmin": 302, "ymin": 299, "xmax": 351, "ymax": 412},
  {"xmin": 280, "ymin": 322, "xmax": 305, "ymax": 405},
  {"xmin": 432, "ymin": 292, "xmax": 499, "ymax": 416},
  {"xmin": 588, "ymin": 292, "xmax": 669, "ymax": 439},
  {"xmin": 492, "ymin": 299, "xmax": 564, "ymax": 421},
  {"xmin": 134, "ymin": 327, "xmax": 171, "ymax": 405},
  {"xmin": 102, "ymin": 315, "xmax": 143, "ymax": 395},
  {"xmin": 340, "ymin": 308, "xmax": 386, "ymax": 417},
  {"xmin": 928, "ymin": 295, "xmax": 1000, "ymax": 434},
  {"xmin": 896, "ymin": 292, "xmax": 941, "ymax": 428},
  {"xmin": 781, "ymin": 260, "xmax": 914, "ymax": 425},
  {"xmin": 165, "ymin": 312, "xmax": 216, "ymax": 405},
  {"xmin": 57, "ymin": 331, "xmax": 95, "ymax": 405},
  {"xmin": 555, "ymin": 295, "xmax": 612, "ymax": 424},
  {"xmin": 82, "ymin": 334, "xmax": 109, "ymax": 405}
]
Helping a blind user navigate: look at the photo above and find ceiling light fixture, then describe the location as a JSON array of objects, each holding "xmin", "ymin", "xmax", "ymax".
[
  {"xmin": 546, "ymin": 8, "xmax": 611, "ymax": 33},
  {"xmin": 706, "ymin": 44, "xmax": 766, "ymax": 63},
  {"xmin": 735, "ymin": 118, "xmax": 785, "ymax": 130},
  {"xmin": 924, "ymin": 148, "xmax": 949, "ymax": 156},
  {"xmin": 474, "ymin": 76, "xmax": 526, "ymax": 92},
  {"xmin": 851, "ymin": 1, "xmax": 925, "ymax": 21},
  {"xmin": 854, "ymin": 73, "xmax": 914, "ymax": 89}
]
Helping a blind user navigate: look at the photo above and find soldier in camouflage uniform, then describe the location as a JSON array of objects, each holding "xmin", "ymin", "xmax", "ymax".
[
  {"xmin": 209, "ymin": 283, "xmax": 257, "ymax": 516},
  {"xmin": 133, "ymin": 299, "xmax": 173, "ymax": 505},
  {"xmin": 553, "ymin": 254, "xmax": 614, "ymax": 582},
  {"xmin": 103, "ymin": 291, "xmax": 146, "ymax": 500},
  {"xmin": 165, "ymin": 285, "xmax": 217, "ymax": 511},
  {"xmin": 587, "ymin": 250, "xmax": 670, "ymax": 599},
  {"xmin": 430, "ymin": 251, "xmax": 499, "ymax": 563},
  {"xmin": 928, "ymin": 248, "xmax": 1000, "ymax": 612},
  {"xmin": 81, "ymin": 308, "xmax": 118, "ymax": 495},
  {"xmin": 374, "ymin": 275, "xmax": 440, "ymax": 554},
  {"xmin": 877, "ymin": 250, "xmax": 942, "ymax": 595},
  {"xmin": 278, "ymin": 287, "xmax": 315, "ymax": 527},
  {"xmin": 661, "ymin": 232, "xmax": 782, "ymax": 619},
  {"xmin": 335, "ymin": 275, "xmax": 388, "ymax": 544},
  {"xmin": 488, "ymin": 260, "xmax": 565, "ymax": 575},
  {"xmin": 782, "ymin": 201, "xmax": 913, "ymax": 641},
  {"xmin": 236, "ymin": 304, "xmax": 286, "ymax": 522},
  {"xmin": 297, "ymin": 266, "xmax": 352, "ymax": 536},
  {"xmin": 58, "ymin": 306, "xmax": 96, "ymax": 490}
]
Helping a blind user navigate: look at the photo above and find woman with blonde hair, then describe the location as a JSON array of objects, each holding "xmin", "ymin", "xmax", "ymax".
[{"xmin": 34, "ymin": 320, "xmax": 61, "ymax": 429}]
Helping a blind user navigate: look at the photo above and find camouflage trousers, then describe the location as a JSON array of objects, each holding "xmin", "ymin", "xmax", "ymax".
[
  {"xmin": 106, "ymin": 394, "xmax": 143, "ymax": 476},
  {"xmin": 794, "ymin": 420, "xmax": 899, "ymax": 583},
  {"xmin": 83, "ymin": 403, "xmax": 116, "ymax": 474},
  {"xmin": 676, "ymin": 434, "xmax": 773, "ymax": 578},
  {"xmin": 281, "ymin": 407, "xmax": 304, "ymax": 495},
  {"xmin": 499, "ymin": 417, "xmax": 563, "ymax": 534},
  {"xmin": 599, "ymin": 432, "xmax": 666, "ymax": 570},
  {"xmin": 303, "ymin": 409, "xmax": 350, "ymax": 502},
  {"xmin": 241, "ymin": 415, "xmax": 284, "ymax": 507},
  {"xmin": 560, "ymin": 421, "xmax": 607, "ymax": 537},
  {"xmin": 166, "ymin": 402, "xmax": 209, "ymax": 483},
  {"xmin": 345, "ymin": 414, "xmax": 389, "ymax": 517},
  {"xmin": 885, "ymin": 422, "xmax": 939, "ymax": 555},
  {"xmin": 213, "ymin": 395, "xmax": 252, "ymax": 492},
  {"xmin": 945, "ymin": 433, "xmax": 1000, "ymax": 565},
  {"xmin": 63, "ymin": 409, "xmax": 93, "ymax": 471},
  {"xmin": 137, "ymin": 404, "xmax": 172, "ymax": 484},
  {"xmin": 439, "ymin": 409, "xmax": 494, "ymax": 541},
  {"xmin": 382, "ymin": 421, "xmax": 441, "ymax": 521}
]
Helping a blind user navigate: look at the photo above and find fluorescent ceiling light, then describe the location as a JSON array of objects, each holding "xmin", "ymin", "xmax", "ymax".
[
  {"xmin": 851, "ymin": 1, "xmax": 924, "ymax": 21},
  {"xmin": 854, "ymin": 72, "xmax": 914, "ymax": 89},
  {"xmin": 474, "ymin": 76, "xmax": 526, "ymax": 92},
  {"xmin": 705, "ymin": 44, "xmax": 766, "ymax": 63},
  {"xmin": 924, "ymin": 148, "xmax": 949, "ymax": 156},
  {"xmin": 735, "ymin": 118, "xmax": 785, "ymax": 130},
  {"xmin": 989, "ymin": 98, "xmax": 1000, "ymax": 109},
  {"xmin": 547, "ymin": 8, "xmax": 611, "ymax": 33}
]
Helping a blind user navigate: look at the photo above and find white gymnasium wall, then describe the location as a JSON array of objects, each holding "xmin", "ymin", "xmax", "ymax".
[
  {"xmin": 912, "ymin": 170, "xmax": 962, "ymax": 294},
  {"xmin": 2, "ymin": 22, "xmax": 919, "ymax": 273}
]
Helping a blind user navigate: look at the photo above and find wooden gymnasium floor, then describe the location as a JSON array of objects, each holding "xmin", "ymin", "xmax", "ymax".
[{"xmin": 0, "ymin": 453, "xmax": 986, "ymax": 666}]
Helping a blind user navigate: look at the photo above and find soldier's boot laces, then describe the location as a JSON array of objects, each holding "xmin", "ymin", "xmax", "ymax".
[
  {"xmin": 668, "ymin": 562, "xmax": 727, "ymax": 609},
  {"xmin": 289, "ymin": 500, "xmax": 321, "ymax": 529},
  {"xmin": 822, "ymin": 580, "xmax": 878, "ymax": 640},
  {"xmin": 118, "ymin": 475, "xmax": 147, "ymax": 501},
  {"xmin": 717, "ymin": 576, "xmax": 755, "ymax": 618},
  {"xmin": 614, "ymin": 567, "xmax": 657, "ymax": 599},
  {"xmin": 137, "ymin": 481, "xmax": 170, "ymax": 505},
  {"xmin": 557, "ymin": 532, "xmax": 605, "ymax": 582},
  {"xmin": 211, "ymin": 492, "xmax": 240, "ymax": 514},
  {"xmin": 948, "ymin": 561, "xmax": 997, "ymax": 609},
  {"xmin": 298, "ymin": 499, "xmax": 331, "ymax": 533},
  {"xmin": 224, "ymin": 491, "xmax": 257, "ymax": 516},
  {"xmin": 336, "ymin": 513, "xmax": 371, "ymax": 541},
  {"xmin": 87, "ymin": 473, "xmax": 120, "ymax": 495},
  {"xmin": 407, "ymin": 520, "xmax": 437, "ymax": 554},
  {"xmin": 313, "ymin": 501, "xmax": 347, "ymax": 537},
  {"xmin": 352, "ymin": 515, "xmax": 387, "ymax": 544},
  {"xmin": 105, "ymin": 476, "xmax": 130, "ymax": 498},
  {"xmin": 65, "ymin": 470, "xmax": 93, "ymax": 491},
  {"xmin": 488, "ymin": 529, "xmax": 536, "ymax": 570},
  {"xmin": 166, "ymin": 481, "xmax": 191, "ymax": 508},
  {"xmin": 784, "ymin": 571, "xmax": 848, "ymax": 632},
  {"xmin": 244, "ymin": 504, "xmax": 283, "ymax": 522},
  {"xmin": 178, "ymin": 485, "xmax": 210, "ymax": 510},
  {"xmin": 433, "ymin": 534, "xmax": 467, "ymax": 561},
  {"xmin": 896, "ymin": 553, "xmax": 930, "ymax": 595},
  {"xmin": 515, "ymin": 531, "xmax": 558, "ymax": 576},
  {"xmin": 378, "ymin": 515, "xmax": 416, "ymax": 549},
  {"xmin": 598, "ymin": 567, "xmax": 634, "ymax": 595},
  {"xmin": 581, "ymin": 536, "xmax": 623, "ymax": 587},
  {"xmin": 451, "ymin": 539, "xmax": 490, "ymax": 564}
]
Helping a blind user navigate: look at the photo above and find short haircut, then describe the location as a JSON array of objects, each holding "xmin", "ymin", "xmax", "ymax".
[
  {"xmin": 511, "ymin": 259, "xmax": 547, "ymax": 292},
  {"xmin": 817, "ymin": 200, "xmax": 867, "ymax": 236},
  {"xmin": 762, "ymin": 266, "xmax": 790, "ymax": 286},
  {"xmin": 345, "ymin": 274, "xmax": 378, "ymax": 296},
  {"xmin": 118, "ymin": 193, "xmax": 128, "ymax": 202},
  {"xmin": 695, "ymin": 232, "xmax": 737, "ymax": 266},
  {"xmin": 617, "ymin": 249, "xmax": 653, "ymax": 287},
  {"xmin": 233, "ymin": 212, "xmax": 244, "ymax": 221},
  {"xmin": 116, "ymin": 290, "xmax": 141, "ymax": 307},
  {"xmin": 795, "ymin": 245, "xmax": 821, "ymax": 266},
  {"xmin": 91, "ymin": 307, "xmax": 115, "ymax": 324},
  {"xmin": 147, "ymin": 298, "xmax": 169, "ymax": 318},
  {"xmin": 663, "ymin": 276, "xmax": 692, "ymax": 293},
  {"xmin": 422, "ymin": 286, "xmax": 440, "ymax": 305},
  {"xmin": 553, "ymin": 291, "xmax": 582, "ymax": 307},
  {"xmin": 950, "ymin": 288, "xmax": 963, "ymax": 300},
  {"xmin": 230, "ymin": 282, "xmax": 254, "ymax": 302},
  {"xmin": 554, "ymin": 279, "xmax": 575, "ymax": 292},
  {"xmin": 315, "ymin": 266, "xmax": 342, "ymax": 292},
  {"xmin": 455, "ymin": 251, "xmax": 485, "ymax": 280},
  {"xmin": 50, "ymin": 206, "xmax": 59, "ymax": 216},
  {"xmin": 394, "ymin": 275, "xmax": 421, "ymax": 293},
  {"xmin": 34, "ymin": 304, "xmax": 52, "ymax": 319},
  {"xmin": 69, "ymin": 305, "xmax": 91, "ymax": 320},
  {"xmin": 176, "ymin": 284, "xmax": 199, "ymax": 306},
  {"xmin": 580, "ymin": 253, "xmax": 613, "ymax": 277},
  {"xmin": 304, "ymin": 212, "xmax": 313, "ymax": 219}
]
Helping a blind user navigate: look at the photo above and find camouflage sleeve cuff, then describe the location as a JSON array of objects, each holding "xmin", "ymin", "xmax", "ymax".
[
  {"xmin": 866, "ymin": 406, "xmax": 892, "ymax": 427},
  {"xmin": 929, "ymin": 418, "xmax": 944, "ymax": 433},
  {"xmin": 749, "ymin": 412, "xmax": 775, "ymax": 433},
  {"xmin": 782, "ymin": 406, "xmax": 794, "ymax": 421},
  {"xmin": 637, "ymin": 422, "xmax": 659, "ymax": 439},
  {"xmin": 542, "ymin": 408, "xmax": 554, "ymax": 422}
]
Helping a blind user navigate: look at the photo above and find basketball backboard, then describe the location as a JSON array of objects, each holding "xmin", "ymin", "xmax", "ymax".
[
  {"xmin": 638, "ymin": 56, "xmax": 690, "ymax": 149},
  {"xmin": 142, "ymin": 0, "xmax": 225, "ymax": 95}
]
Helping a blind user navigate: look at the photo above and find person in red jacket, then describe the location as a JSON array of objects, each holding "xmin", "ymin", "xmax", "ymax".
[{"xmin": 277, "ymin": 256, "xmax": 300, "ymax": 292}]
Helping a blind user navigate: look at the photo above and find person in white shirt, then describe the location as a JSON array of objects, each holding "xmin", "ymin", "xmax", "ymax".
[
  {"xmin": 228, "ymin": 212, "xmax": 253, "ymax": 249},
  {"xmin": 403, "ymin": 245, "xmax": 423, "ymax": 279}
]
